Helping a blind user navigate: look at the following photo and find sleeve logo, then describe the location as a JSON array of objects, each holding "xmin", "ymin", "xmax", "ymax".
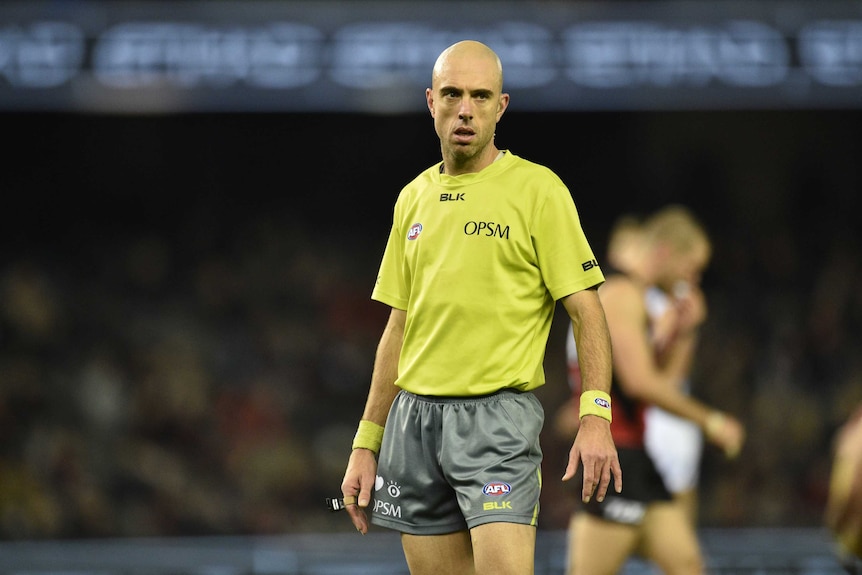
[{"xmin": 407, "ymin": 223, "xmax": 423, "ymax": 240}]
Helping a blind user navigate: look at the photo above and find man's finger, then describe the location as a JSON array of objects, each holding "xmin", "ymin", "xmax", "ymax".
[
  {"xmin": 325, "ymin": 495, "xmax": 359, "ymax": 511},
  {"xmin": 581, "ymin": 459, "xmax": 597, "ymax": 503},
  {"xmin": 346, "ymin": 505, "xmax": 369, "ymax": 535},
  {"xmin": 593, "ymin": 463, "xmax": 612, "ymax": 503}
]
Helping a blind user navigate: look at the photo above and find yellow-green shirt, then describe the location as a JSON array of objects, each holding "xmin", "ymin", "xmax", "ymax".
[{"xmin": 372, "ymin": 151, "xmax": 604, "ymax": 396}]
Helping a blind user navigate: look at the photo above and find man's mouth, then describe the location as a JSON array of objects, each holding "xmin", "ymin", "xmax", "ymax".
[{"xmin": 453, "ymin": 127, "xmax": 475, "ymax": 143}]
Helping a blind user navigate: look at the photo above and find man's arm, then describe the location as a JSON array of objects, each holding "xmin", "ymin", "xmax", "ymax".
[
  {"xmin": 560, "ymin": 287, "xmax": 622, "ymax": 503},
  {"xmin": 341, "ymin": 307, "xmax": 405, "ymax": 534}
]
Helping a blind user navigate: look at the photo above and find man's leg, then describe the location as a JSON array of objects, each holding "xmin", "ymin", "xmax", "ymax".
[
  {"xmin": 471, "ymin": 522, "xmax": 536, "ymax": 575},
  {"xmin": 401, "ymin": 523, "xmax": 536, "ymax": 575},
  {"xmin": 566, "ymin": 512, "xmax": 639, "ymax": 575},
  {"xmin": 401, "ymin": 531, "xmax": 475, "ymax": 575}
]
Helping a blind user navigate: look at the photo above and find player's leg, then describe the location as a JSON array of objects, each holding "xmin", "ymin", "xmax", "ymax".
[
  {"xmin": 639, "ymin": 501, "xmax": 704, "ymax": 575},
  {"xmin": 674, "ymin": 487, "xmax": 699, "ymax": 526},
  {"xmin": 401, "ymin": 531, "xmax": 475, "ymax": 575},
  {"xmin": 566, "ymin": 512, "xmax": 639, "ymax": 575},
  {"xmin": 471, "ymin": 522, "xmax": 536, "ymax": 575}
]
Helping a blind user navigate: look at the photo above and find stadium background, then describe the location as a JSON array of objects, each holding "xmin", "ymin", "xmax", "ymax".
[{"xmin": 1, "ymin": 1, "xmax": 861, "ymax": 572}]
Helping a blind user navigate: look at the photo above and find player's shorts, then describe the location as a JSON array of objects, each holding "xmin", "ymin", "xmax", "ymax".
[
  {"xmin": 580, "ymin": 447, "xmax": 671, "ymax": 525},
  {"xmin": 644, "ymin": 406, "xmax": 703, "ymax": 493},
  {"xmin": 370, "ymin": 389, "xmax": 544, "ymax": 535}
]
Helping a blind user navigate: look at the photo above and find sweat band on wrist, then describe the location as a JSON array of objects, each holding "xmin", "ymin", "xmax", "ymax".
[
  {"xmin": 579, "ymin": 390, "xmax": 612, "ymax": 423},
  {"xmin": 352, "ymin": 420, "xmax": 385, "ymax": 455}
]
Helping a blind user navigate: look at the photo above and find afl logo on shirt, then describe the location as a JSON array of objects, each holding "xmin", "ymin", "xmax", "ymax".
[
  {"xmin": 407, "ymin": 223, "xmax": 423, "ymax": 240},
  {"xmin": 483, "ymin": 482, "xmax": 512, "ymax": 496}
]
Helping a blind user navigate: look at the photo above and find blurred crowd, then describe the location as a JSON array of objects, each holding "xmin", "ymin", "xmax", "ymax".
[{"xmin": 0, "ymin": 211, "xmax": 388, "ymax": 538}]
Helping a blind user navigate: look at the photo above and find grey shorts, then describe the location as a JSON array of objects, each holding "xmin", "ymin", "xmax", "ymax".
[{"xmin": 370, "ymin": 389, "xmax": 544, "ymax": 535}]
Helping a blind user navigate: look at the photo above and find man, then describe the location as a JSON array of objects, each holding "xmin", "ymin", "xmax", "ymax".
[
  {"xmin": 339, "ymin": 40, "xmax": 621, "ymax": 575},
  {"xmin": 566, "ymin": 205, "xmax": 746, "ymax": 575}
]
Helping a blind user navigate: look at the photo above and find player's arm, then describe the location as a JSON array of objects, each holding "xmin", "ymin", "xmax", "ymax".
[
  {"xmin": 560, "ymin": 287, "xmax": 622, "ymax": 503},
  {"xmin": 340, "ymin": 306, "xmax": 405, "ymax": 534},
  {"xmin": 600, "ymin": 277, "xmax": 743, "ymax": 457}
]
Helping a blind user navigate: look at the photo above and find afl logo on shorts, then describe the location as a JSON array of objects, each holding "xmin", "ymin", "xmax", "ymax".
[
  {"xmin": 407, "ymin": 223, "xmax": 423, "ymax": 240},
  {"xmin": 483, "ymin": 482, "xmax": 512, "ymax": 496},
  {"xmin": 594, "ymin": 397, "xmax": 610, "ymax": 409}
]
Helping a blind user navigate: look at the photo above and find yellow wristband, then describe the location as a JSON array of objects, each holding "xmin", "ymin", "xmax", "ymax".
[
  {"xmin": 352, "ymin": 420, "xmax": 385, "ymax": 455},
  {"xmin": 579, "ymin": 390, "xmax": 612, "ymax": 423}
]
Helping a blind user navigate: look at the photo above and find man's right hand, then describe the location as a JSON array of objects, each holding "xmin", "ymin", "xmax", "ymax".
[{"xmin": 340, "ymin": 448, "xmax": 378, "ymax": 534}]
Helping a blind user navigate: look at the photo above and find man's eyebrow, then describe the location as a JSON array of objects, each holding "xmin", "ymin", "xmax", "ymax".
[{"xmin": 436, "ymin": 86, "xmax": 495, "ymax": 98}]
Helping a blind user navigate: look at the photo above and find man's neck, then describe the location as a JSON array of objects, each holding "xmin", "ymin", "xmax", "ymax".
[{"xmin": 441, "ymin": 148, "xmax": 504, "ymax": 176}]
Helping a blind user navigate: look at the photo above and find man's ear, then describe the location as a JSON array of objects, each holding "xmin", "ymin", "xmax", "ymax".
[
  {"xmin": 496, "ymin": 93, "xmax": 510, "ymax": 121},
  {"xmin": 426, "ymin": 88, "xmax": 435, "ymax": 117}
]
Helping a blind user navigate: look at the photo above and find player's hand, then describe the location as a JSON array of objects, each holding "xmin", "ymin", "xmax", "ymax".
[
  {"xmin": 704, "ymin": 411, "xmax": 745, "ymax": 459},
  {"xmin": 674, "ymin": 283, "xmax": 707, "ymax": 333},
  {"xmin": 563, "ymin": 414, "xmax": 622, "ymax": 503},
  {"xmin": 340, "ymin": 448, "xmax": 378, "ymax": 534}
]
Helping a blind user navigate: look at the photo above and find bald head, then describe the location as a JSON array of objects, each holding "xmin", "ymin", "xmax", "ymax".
[
  {"xmin": 432, "ymin": 40, "xmax": 503, "ymax": 92},
  {"xmin": 426, "ymin": 40, "xmax": 509, "ymax": 175}
]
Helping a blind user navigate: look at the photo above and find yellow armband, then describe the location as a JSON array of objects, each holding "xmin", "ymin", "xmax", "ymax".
[
  {"xmin": 579, "ymin": 390, "xmax": 612, "ymax": 423},
  {"xmin": 352, "ymin": 420, "xmax": 385, "ymax": 455}
]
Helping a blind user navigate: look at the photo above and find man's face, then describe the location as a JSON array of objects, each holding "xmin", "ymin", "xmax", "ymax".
[{"xmin": 427, "ymin": 49, "xmax": 508, "ymax": 168}]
